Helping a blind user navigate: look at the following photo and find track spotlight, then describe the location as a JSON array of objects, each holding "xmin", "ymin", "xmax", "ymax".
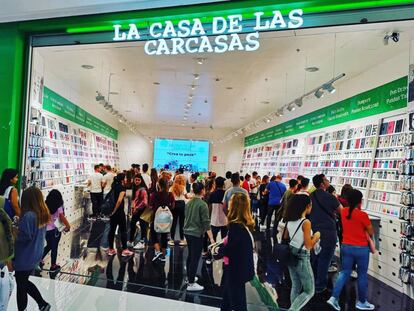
[
  {"xmin": 323, "ymin": 83, "xmax": 336, "ymax": 94},
  {"xmin": 193, "ymin": 74, "xmax": 200, "ymax": 80},
  {"xmin": 287, "ymin": 103, "xmax": 296, "ymax": 112},
  {"xmin": 295, "ymin": 98, "xmax": 303, "ymax": 107},
  {"xmin": 276, "ymin": 108, "xmax": 284, "ymax": 117},
  {"xmin": 384, "ymin": 32, "xmax": 400, "ymax": 45},
  {"xmin": 314, "ymin": 89, "xmax": 325, "ymax": 99}
]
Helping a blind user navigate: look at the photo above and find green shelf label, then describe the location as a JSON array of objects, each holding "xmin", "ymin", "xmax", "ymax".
[
  {"xmin": 244, "ymin": 76, "xmax": 408, "ymax": 147},
  {"xmin": 43, "ymin": 86, "xmax": 118, "ymax": 140}
]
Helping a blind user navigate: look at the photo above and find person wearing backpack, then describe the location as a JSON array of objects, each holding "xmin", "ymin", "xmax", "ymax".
[
  {"xmin": 283, "ymin": 194, "xmax": 320, "ymax": 311},
  {"xmin": 0, "ymin": 168, "xmax": 20, "ymax": 218},
  {"xmin": 149, "ymin": 177, "xmax": 175, "ymax": 262},
  {"xmin": 128, "ymin": 174, "xmax": 148, "ymax": 250},
  {"xmin": 184, "ymin": 182, "xmax": 214, "ymax": 291},
  {"xmin": 106, "ymin": 173, "xmax": 134, "ymax": 257}
]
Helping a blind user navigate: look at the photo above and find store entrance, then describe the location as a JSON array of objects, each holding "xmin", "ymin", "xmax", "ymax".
[{"xmin": 21, "ymin": 20, "xmax": 414, "ymax": 309}]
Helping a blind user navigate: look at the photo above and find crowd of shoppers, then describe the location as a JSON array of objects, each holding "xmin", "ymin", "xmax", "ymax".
[{"xmin": 0, "ymin": 162, "xmax": 377, "ymax": 311}]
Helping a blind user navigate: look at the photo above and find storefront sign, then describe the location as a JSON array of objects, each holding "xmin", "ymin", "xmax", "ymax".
[
  {"xmin": 245, "ymin": 76, "xmax": 408, "ymax": 147},
  {"xmin": 43, "ymin": 87, "xmax": 118, "ymax": 140},
  {"xmin": 113, "ymin": 9, "xmax": 304, "ymax": 55}
]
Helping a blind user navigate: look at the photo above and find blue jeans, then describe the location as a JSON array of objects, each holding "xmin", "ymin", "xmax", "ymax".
[
  {"xmin": 288, "ymin": 247, "xmax": 315, "ymax": 311},
  {"xmin": 311, "ymin": 229, "xmax": 337, "ymax": 292},
  {"xmin": 332, "ymin": 244, "xmax": 370, "ymax": 302}
]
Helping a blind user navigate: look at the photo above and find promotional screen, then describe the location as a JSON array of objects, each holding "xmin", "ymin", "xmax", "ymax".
[{"xmin": 153, "ymin": 139, "xmax": 209, "ymax": 172}]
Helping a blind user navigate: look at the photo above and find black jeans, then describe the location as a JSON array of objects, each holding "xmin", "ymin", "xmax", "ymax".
[
  {"xmin": 108, "ymin": 210, "xmax": 128, "ymax": 250},
  {"xmin": 42, "ymin": 229, "xmax": 61, "ymax": 266},
  {"xmin": 185, "ymin": 234, "xmax": 203, "ymax": 283},
  {"xmin": 221, "ymin": 267, "xmax": 247, "ymax": 311},
  {"xmin": 90, "ymin": 192, "xmax": 103, "ymax": 216},
  {"xmin": 266, "ymin": 204, "xmax": 281, "ymax": 230},
  {"xmin": 259, "ymin": 200, "xmax": 268, "ymax": 225},
  {"xmin": 15, "ymin": 270, "xmax": 47, "ymax": 311},
  {"xmin": 129, "ymin": 209, "xmax": 148, "ymax": 242},
  {"xmin": 171, "ymin": 200, "xmax": 185, "ymax": 240},
  {"xmin": 211, "ymin": 225, "xmax": 228, "ymax": 241}
]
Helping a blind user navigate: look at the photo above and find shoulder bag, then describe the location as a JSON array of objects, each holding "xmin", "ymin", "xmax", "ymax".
[{"xmin": 273, "ymin": 219, "xmax": 306, "ymax": 266}]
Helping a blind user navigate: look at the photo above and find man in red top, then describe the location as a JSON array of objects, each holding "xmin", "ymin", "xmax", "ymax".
[{"xmin": 242, "ymin": 174, "xmax": 251, "ymax": 192}]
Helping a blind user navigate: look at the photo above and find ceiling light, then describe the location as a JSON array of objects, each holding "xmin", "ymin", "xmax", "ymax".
[
  {"xmin": 314, "ymin": 89, "xmax": 325, "ymax": 98},
  {"xmin": 287, "ymin": 103, "xmax": 296, "ymax": 112},
  {"xmin": 323, "ymin": 83, "xmax": 336, "ymax": 94},
  {"xmin": 305, "ymin": 66, "xmax": 319, "ymax": 72},
  {"xmin": 204, "ymin": 99, "xmax": 208, "ymax": 104},
  {"xmin": 153, "ymin": 82, "xmax": 160, "ymax": 85},
  {"xmin": 193, "ymin": 74, "xmax": 200, "ymax": 80},
  {"xmin": 295, "ymin": 98, "xmax": 303, "ymax": 107},
  {"xmin": 226, "ymin": 87, "xmax": 233, "ymax": 90},
  {"xmin": 81, "ymin": 64, "xmax": 94, "ymax": 70},
  {"xmin": 189, "ymin": 95, "xmax": 193, "ymax": 99},
  {"xmin": 183, "ymin": 117, "xmax": 188, "ymax": 120},
  {"xmin": 261, "ymin": 101, "xmax": 270, "ymax": 105},
  {"xmin": 276, "ymin": 108, "xmax": 284, "ymax": 117},
  {"xmin": 186, "ymin": 103, "xmax": 192, "ymax": 107},
  {"xmin": 181, "ymin": 123, "xmax": 185, "ymax": 126},
  {"xmin": 191, "ymin": 85, "xmax": 196, "ymax": 91},
  {"xmin": 109, "ymin": 91, "xmax": 119, "ymax": 95},
  {"xmin": 196, "ymin": 58, "xmax": 205, "ymax": 65}
]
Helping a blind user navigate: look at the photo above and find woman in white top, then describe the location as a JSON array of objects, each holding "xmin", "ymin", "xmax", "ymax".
[
  {"xmin": 282, "ymin": 194, "xmax": 320, "ymax": 311},
  {"xmin": 169, "ymin": 175, "xmax": 188, "ymax": 246}
]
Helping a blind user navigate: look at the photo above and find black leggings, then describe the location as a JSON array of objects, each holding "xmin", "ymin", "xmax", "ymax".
[
  {"xmin": 129, "ymin": 209, "xmax": 148, "ymax": 242},
  {"xmin": 211, "ymin": 225, "xmax": 228, "ymax": 241},
  {"xmin": 42, "ymin": 229, "xmax": 61, "ymax": 266},
  {"xmin": 90, "ymin": 192, "xmax": 103, "ymax": 216},
  {"xmin": 171, "ymin": 200, "xmax": 185, "ymax": 240},
  {"xmin": 15, "ymin": 270, "xmax": 47, "ymax": 311},
  {"xmin": 221, "ymin": 267, "xmax": 247, "ymax": 311},
  {"xmin": 108, "ymin": 211, "xmax": 128, "ymax": 250},
  {"xmin": 185, "ymin": 234, "xmax": 203, "ymax": 283},
  {"xmin": 150, "ymin": 221, "xmax": 169, "ymax": 249},
  {"xmin": 266, "ymin": 204, "xmax": 281, "ymax": 230}
]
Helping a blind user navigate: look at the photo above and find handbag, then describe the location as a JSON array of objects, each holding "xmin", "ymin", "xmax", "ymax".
[
  {"xmin": 54, "ymin": 217, "xmax": 66, "ymax": 232},
  {"xmin": 366, "ymin": 232, "xmax": 376, "ymax": 254},
  {"xmin": 140, "ymin": 207, "xmax": 153, "ymax": 223},
  {"xmin": 273, "ymin": 219, "xmax": 306, "ymax": 265}
]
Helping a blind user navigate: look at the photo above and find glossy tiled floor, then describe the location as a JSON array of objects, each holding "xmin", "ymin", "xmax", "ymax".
[{"xmin": 26, "ymin": 214, "xmax": 414, "ymax": 311}]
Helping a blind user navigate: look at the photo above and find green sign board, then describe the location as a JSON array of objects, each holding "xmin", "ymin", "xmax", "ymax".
[
  {"xmin": 245, "ymin": 76, "xmax": 408, "ymax": 147},
  {"xmin": 43, "ymin": 86, "xmax": 118, "ymax": 140}
]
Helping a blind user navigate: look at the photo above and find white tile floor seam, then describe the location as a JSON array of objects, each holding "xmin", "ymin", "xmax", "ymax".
[{"xmin": 7, "ymin": 276, "xmax": 219, "ymax": 311}]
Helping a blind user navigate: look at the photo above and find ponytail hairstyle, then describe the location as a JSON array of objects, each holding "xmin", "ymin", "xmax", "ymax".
[{"xmin": 346, "ymin": 189, "xmax": 363, "ymax": 220}]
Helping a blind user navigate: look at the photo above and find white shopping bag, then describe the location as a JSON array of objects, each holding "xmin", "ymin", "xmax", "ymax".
[{"xmin": 0, "ymin": 265, "xmax": 14, "ymax": 311}]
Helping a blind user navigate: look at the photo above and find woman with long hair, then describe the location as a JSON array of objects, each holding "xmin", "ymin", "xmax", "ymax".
[
  {"xmin": 327, "ymin": 190, "xmax": 375, "ymax": 311},
  {"xmin": 0, "ymin": 168, "xmax": 20, "ymax": 218},
  {"xmin": 184, "ymin": 182, "xmax": 214, "ymax": 291},
  {"xmin": 107, "ymin": 173, "xmax": 134, "ymax": 257},
  {"xmin": 169, "ymin": 174, "xmax": 188, "ymax": 246},
  {"xmin": 149, "ymin": 168, "xmax": 159, "ymax": 194},
  {"xmin": 41, "ymin": 189, "xmax": 70, "ymax": 271},
  {"xmin": 13, "ymin": 187, "xmax": 50, "ymax": 311},
  {"xmin": 128, "ymin": 174, "xmax": 148, "ymax": 250},
  {"xmin": 283, "ymin": 194, "xmax": 320, "ymax": 311},
  {"xmin": 221, "ymin": 192, "xmax": 255, "ymax": 311},
  {"xmin": 150, "ymin": 177, "xmax": 175, "ymax": 262}
]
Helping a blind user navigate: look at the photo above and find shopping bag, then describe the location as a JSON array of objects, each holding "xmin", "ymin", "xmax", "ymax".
[
  {"xmin": 0, "ymin": 265, "xmax": 14, "ymax": 311},
  {"xmin": 140, "ymin": 207, "xmax": 153, "ymax": 223}
]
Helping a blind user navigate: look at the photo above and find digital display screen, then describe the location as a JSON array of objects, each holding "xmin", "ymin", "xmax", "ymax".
[{"xmin": 153, "ymin": 138, "xmax": 209, "ymax": 172}]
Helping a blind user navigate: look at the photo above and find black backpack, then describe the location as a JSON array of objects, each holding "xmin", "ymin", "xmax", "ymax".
[{"xmin": 101, "ymin": 189, "xmax": 116, "ymax": 216}]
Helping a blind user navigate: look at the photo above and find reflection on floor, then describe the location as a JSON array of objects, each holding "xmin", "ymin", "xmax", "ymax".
[
  {"xmin": 7, "ymin": 276, "xmax": 219, "ymax": 311},
  {"xmin": 34, "ymin": 217, "xmax": 414, "ymax": 311}
]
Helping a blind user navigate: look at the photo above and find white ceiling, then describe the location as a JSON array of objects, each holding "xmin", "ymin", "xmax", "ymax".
[{"xmin": 36, "ymin": 20, "xmax": 414, "ymax": 133}]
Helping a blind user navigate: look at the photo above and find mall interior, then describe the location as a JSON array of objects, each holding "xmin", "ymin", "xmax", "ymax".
[{"xmin": 2, "ymin": 1, "xmax": 414, "ymax": 310}]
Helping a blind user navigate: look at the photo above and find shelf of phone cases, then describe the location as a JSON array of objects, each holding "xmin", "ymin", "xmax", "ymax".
[{"xmin": 365, "ymin": 200, "xmax": 400, "ymax": 217}]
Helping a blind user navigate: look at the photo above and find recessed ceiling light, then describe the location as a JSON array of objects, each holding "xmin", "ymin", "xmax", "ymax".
[
  {"xmin": 153, "ymin": 82, "xmax": 160, "ymax": 85},
  {"xmin": 81, "ymin": 64, "xmax": 94, "ymax": 69},
  {"xmin": 189, "ymin": 95, "xmax": 193, "ymax": 99},
  {"xmin": 226, "ymin": 87, "xmax": 233, "ymax": 90},
  {"xmin": 204, "ymin": 99, "xmax": 208, "ymax": 104},
  {"xmin": 183, "ymin": 117, "xmax": 188, "ymax": 120},
  {"xmin": 196, "ymin": 58, "xmax": 206, "ymax": 65},
  {"xmin": 186, "ymin": 103, "xmax": 192, "ymax": 107},
  {"xmin": 191, "ymin": 85, "xmax": 196, "ymax": 91},
  {"xmin": 193, "ymin": 74, "xmax": 200, "ymax": 80},
  {"xmin": 109, "ymin": 91, "xmax": 119, "ymax": 95},
  {"xmin": 261, "ymin": 101, "xmax": 270, "ymax": 105},
  {"xmin": 305, "ymin": 66, "xmax": 319, "ymax": 72}
]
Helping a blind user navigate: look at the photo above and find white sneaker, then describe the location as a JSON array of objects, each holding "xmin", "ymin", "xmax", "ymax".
[
  {"xmin": 133, "ymin": 242, "xmax": 145, "ymax": 250},
  {"xmin": 351, "ymin": 270, "xmax": 358, "ymax": 279},
  {"xmin": 152, "ymin": 251, "xmax": 163, "ymax": 262},
  {"xmin": 328, "ymin": 265, "xmax": 338, "ymax": 273},
  {"xmin": 259, "ymin": 225, "xmax": 267, "ymax": 232},
  {"xmin": 187, "ymin": 282, "xmax": 204, "ymax": 291},
  {"xmin": 356, "ymin": 300, "xmax": 375, "ymax": 310},
  {"xmin": 168, "ymin": 240, "xmax": 175, "ymax": 246},
  {"xmin": 327, "ymin": 297, "xmax": 341, "ymax": 311}
]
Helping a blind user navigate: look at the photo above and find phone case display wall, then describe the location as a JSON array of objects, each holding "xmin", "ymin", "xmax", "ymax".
[
  {"xmin": 397, "ymin": 130, "xmax": 414, "ymax": 298},
  {"xmin": 241, "ymin": 113, "xmax": 411, "ymax": 295}
]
